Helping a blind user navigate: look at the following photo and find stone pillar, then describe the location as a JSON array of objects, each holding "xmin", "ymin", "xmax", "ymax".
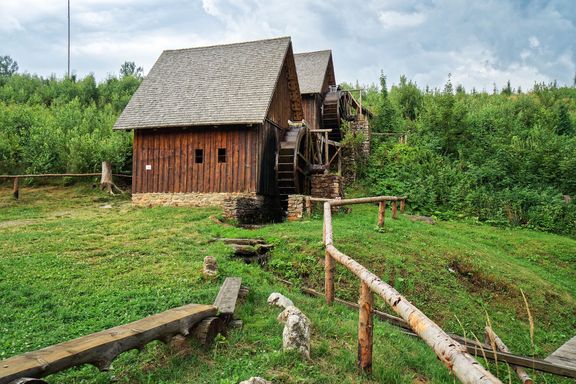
[
  {"xmin": 287, "ymin": 195, "xmax": 305, "ymax": 221},
  {"xmin": 311, "ymin": 174, "xmax": 344, "ymax": 200}
]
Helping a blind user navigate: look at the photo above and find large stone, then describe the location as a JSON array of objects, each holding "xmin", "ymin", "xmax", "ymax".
[
  {"xmin": 267, "ymin": 293, "xmax": 294, "ymax": 309},
  {"xmin": 202, "ymin": 256, "xmax": 218, "ymax": 277},
  {"xmin": 277, "ymin": 306, "xmax": 311, "ymax": 360}
]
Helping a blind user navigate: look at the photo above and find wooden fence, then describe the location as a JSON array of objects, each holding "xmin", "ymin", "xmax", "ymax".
[
  {"xmin": 322, "ymin": 196, "xmax": 502, "ymax": 384},
  {"xmin": 0, "ymin": 162, "xmax": 131, "ymax": 199}
]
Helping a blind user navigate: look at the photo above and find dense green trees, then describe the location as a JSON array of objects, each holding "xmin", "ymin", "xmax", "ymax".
[
  {"xmin": 0, "ymin": 69, "xmax": 140, "ymax": 175},
  {"xmin": 367, "ymin": 77, "xmax": 576, "ymax": 235}
]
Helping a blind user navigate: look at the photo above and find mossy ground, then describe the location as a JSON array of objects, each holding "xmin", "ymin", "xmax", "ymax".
[{"xmin": 0, "ymin": 184, "xmax": 574, "ymax": 383}]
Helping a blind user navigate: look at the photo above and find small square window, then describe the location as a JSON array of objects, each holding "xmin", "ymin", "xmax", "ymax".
[
  {"xmin": 218, "ymin": 148, "xmax": 226, "ymax": 163},
  {"xmin": 195, "ymin": 149, "xmax": 203, "ymax": 164}
]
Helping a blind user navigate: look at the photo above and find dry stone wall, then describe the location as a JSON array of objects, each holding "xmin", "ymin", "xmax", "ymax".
[
  {"xmin": 311, "ymin": 174, "xmax": 344, "ymax": 200},
  {"xmin": 287, "ymin": 195, "xmax": 305, "ymax": 221}
]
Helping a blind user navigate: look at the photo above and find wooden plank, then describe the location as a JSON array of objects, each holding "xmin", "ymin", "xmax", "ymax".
[
  {"xmin": 174, "ymin": 132, "xmax": 181, "ymax": 193},
  {"xmin": 132, "ymin": 132, "xmax": 139, "ymax": 193},
  {"xmin": 152, "ymin": 133, "xmax": 158, "ymax": 193},
  {"xmin": 0, "ymin": 304, "xmax": 216, "ymax": 384},
  {"xmin": 181, "ymin": 131, "xmax": 187, "ymax": 193},
  {"xmin": 546, "ymin": 336, "xmax": 576, "ymax": 369},
  {"xmin": 239, "ymin": 128, "xmax": 246, "ymax": 192},
  {"xmin": 213, "ymin": 277, "xmax": 242, "ymax": 315}
]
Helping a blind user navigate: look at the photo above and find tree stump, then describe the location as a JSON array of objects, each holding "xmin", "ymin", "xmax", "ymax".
[{"xmin": 100, "ymin": 161, "xmax": 123, "ymax": 195}]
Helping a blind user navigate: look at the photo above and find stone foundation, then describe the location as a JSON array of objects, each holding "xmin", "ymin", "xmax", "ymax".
[
  {"xmin": 287, "ymin": 195, "xmax": 305, "ymax": 221},
  {"xmin": 132, "ymin": 192, "xmax": 282, "ymax": 224},
  {"xmin": 311, "ymin": 174, "xmax": 344, "ymax": 200},
  {"xmin": 223, "ymin": 194, "xmax": 283, "ymax": 224},
  {"xmin": 132, "ymin": 192, "xmax": 232, "ymax": 207}
]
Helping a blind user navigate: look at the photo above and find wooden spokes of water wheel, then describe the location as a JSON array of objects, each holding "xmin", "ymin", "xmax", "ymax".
[{"xmin": 277, "ymin": 124, "xmax": 324, "ymax": 205}]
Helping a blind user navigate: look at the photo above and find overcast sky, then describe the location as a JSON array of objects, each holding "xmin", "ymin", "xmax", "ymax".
[{"xmin": 1, "ymin": 0, "xmax": 574, "ymax": 91}]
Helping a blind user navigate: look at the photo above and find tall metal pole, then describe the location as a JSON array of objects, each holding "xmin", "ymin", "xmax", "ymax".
[{"xmin": 67, "ymin": 0, "xmax": 70, "ymax": 78}]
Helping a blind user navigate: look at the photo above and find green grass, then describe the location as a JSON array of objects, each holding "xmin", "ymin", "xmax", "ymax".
[{"xmin": 0, "ymin": 185, "xmax": 574, "ymax": 383}]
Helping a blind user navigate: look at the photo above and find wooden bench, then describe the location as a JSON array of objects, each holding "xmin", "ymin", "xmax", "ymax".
[{"xmin": 0, "ymin": 304, "xmax": 216, "ymax": 384}]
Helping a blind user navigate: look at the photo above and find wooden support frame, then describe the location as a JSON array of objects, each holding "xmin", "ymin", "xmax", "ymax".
[{"xmin": 391, "ymin": 201, "xmax": 398, "ymax": 219}]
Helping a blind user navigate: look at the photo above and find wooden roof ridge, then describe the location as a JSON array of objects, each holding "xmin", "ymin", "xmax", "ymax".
[
  {"xmin": 114, "ymin": 37, "xmax": 293, "ymax": 130},
  {"xmin": 294, "ymin": 50, "xmax": 334, "ymax": 95}
]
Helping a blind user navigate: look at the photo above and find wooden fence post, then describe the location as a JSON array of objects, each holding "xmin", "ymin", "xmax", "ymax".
[
  {"xmin": 305, "ymin": 196, "xmax": 312, "ymax": 216},
  {"xmin": 358, "ymin": 282, "xmax": 373, "ymax": 374},
  {"xmin": 324, "ymin": 202, "xmax": 335, "ymax": 305},
  {"xmin": 391, "ymin": 201, "xmax": 398, "ymax": 219},
  {"xmin": 400, "ymin": 199, "xmax": 405, "ymax": 213},
  {"xmin": 13, "ymin": 177, "xmax": 19, "ymax": 200},
  {"xmin": 377, "ymin": 201, "xmax": 386, "ymax": 227}
]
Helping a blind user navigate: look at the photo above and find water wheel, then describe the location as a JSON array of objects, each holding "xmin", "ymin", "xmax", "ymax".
[
  {"xmin": 277, "ymin": 125, "xmax": 324, "ymax": 207},
  {"xmin": 322, "ymin": 88, "xmax": 353, "ymax": 141}
]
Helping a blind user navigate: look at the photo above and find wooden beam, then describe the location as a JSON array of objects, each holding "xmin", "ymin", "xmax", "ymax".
[
  {"xmin": 358, "ymin": 282, "xmax": 373, "ymax": 374},
  {"xmin": 213, "ymin": 277, "xmax": 242, "ymax": 316},
  {"xmin": 485, "ymin": 326, "xmax": 533, "ymax": 384},
  {"xmin": 324, "ymin": 203, "xmax": 335, "ymax": 305},
  {"xmin": 0, "ymin": 304, "xmax": 216, "ymax": 384},
  {"xmin": 12, "ymin": 177, "xmax": 19, "ymax": 200},
  {"xmin": 329, "ymin": 196, "xmax": 407, "ymax": 207},
  {"xmin": 377, "ymin": 201, "xmax": 386, "ymax": 227},
  {"xmin": 391, "ymin": 201, "xmax": 398, "ymax": 219}
]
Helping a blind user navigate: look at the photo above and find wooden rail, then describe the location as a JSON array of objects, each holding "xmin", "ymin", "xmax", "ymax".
[
  {"xmin": 285, "ymin": 282, "xmax": 576, "ymax": 379},
  {"xmin": 1, "ymin": 163, "xmax": 132, "ymax": 200},
  {"xmin": 0, "ymin": 304, "xmax": 216, "ymax": 384},
  {"xmin": 307, "ymin": 195, "xmax": 406, "ymax": 225},
  {"xmin": 322, "ymin": 196, "xmax": 502, "ymax": 384}
]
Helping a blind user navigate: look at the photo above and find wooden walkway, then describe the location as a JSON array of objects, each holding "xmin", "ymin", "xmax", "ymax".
[{"xmin": 546, "ymin": 336, "xmax": 576, "ymax": 370}]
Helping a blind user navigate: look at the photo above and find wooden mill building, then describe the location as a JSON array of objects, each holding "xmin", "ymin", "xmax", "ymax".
[
  {"xmin": 293, "ymin": 50, "xmax": 336, "ymax": 131},
  {"xmin": 114, "ymin": 37, "xmax": 303, "ymax": 221}
]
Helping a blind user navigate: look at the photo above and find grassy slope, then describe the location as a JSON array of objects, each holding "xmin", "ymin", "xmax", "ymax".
[{"xmin": 0, "ymin": 185, "xmax": 574, "ymax": 383}]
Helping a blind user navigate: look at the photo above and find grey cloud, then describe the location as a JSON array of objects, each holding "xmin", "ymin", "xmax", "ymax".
[{"xmin": 0, "ymin": 0, "xmax": 573, "ymax": 90}]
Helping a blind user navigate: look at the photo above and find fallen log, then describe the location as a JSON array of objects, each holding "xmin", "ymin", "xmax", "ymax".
[{"xmin": 193, "ymin": 317, "xmax": 226, "ymax": 345}]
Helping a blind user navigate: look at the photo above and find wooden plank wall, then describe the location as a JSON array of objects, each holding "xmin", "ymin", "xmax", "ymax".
[
  {"xmin": 267, "ymin": 43, "xmax": 303, "ymax": 128},
  {"xmin": 301, "ymin": 95, "xmax": 323, "ymax": 130},
  {"xmin": 257, "ymin": 121, "xmax": 280, "ymax": 196},
  {"xmin": 133, "ymin": 126, "xmax": 259, "ymax": 194}
]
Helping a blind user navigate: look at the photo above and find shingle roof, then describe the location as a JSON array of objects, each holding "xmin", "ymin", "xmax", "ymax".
[
  {"xmin": 294, "ymin": 50, "xmax": 332, "ymax": 95},
  {"xmin": 114, "ymin": 37, "xmax": 292, "ymax": 130}
]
